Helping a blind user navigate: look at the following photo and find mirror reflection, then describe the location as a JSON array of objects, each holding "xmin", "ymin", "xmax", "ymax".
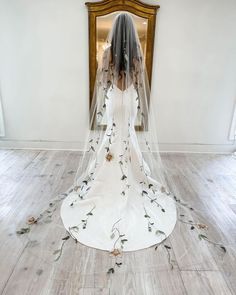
[{"xmin": 96, "ymin": 11, "xmax": 148, "ymax": 70}]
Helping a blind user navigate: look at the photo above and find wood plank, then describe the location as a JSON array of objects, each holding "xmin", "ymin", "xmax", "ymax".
[
  {"xmin": 0, "ymin": 150, "xmax": 81, "ymax": 294},
  {"xmin": 181, "ymin": 270, "xmax": 233, "ymax": 295},
  {"xmin": 107, "ymin": 270, "xmax": 187, "ymax": 295},
  {"xmin": 0, "ymin": 150, "xmax": 235, "ymax": 294},
  {"xmin": 0, "ymin": 149, "xmax": 14, "ymax": 163}
]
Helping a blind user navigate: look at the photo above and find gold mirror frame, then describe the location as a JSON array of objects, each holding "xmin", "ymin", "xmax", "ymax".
[{"xmin": 85, "ymin": 0, "xmax": 160, "ymax": 108}]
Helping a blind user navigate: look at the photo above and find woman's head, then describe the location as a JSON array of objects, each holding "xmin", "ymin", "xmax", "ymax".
[{"xmin": 110, "ymin": 12, "xmax": 140, "ymax": 78}]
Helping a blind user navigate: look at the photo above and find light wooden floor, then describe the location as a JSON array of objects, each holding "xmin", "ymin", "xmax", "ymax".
[{"xmin": 0, "ymin": 149, "xmax": 235, "ymax": 295}]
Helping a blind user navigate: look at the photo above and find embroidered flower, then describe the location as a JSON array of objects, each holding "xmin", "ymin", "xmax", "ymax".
[
  {"xmin": 73, "ymin": 185, "xmax": 81, "ymax": 192},
  {"xmin": 197, "ymin": 223, "xmax": 208, "ymax": 230},
  {"xmin": 106, "ymin": 153, "xmax": 113, "ymax": 162},
  {"xmin": 110, "ymin": 248, "xmax": 121, "ymax": 256},
  {"xmin": 27, "ymin": 216, "xmax": 37, "ymax": 225}
]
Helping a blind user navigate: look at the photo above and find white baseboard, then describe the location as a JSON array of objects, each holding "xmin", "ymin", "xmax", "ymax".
[
  {"xmin": 159, "ymin": 143, "xmax": 236, "ymax": 154},
  {"xmin": 0, "ymin": 138, "xmax": 235, "ymax": 154},
  {"xmin": 0, "ymin": 139, "xmax": 85, "ymax": 151}
]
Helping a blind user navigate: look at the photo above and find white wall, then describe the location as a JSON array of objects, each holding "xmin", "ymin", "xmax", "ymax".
[{"xmin": 0, "ymin": 0, "xmax": 236, "ymax": 153}]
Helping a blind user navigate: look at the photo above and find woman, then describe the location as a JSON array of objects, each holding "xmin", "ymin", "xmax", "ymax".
[{"xmin": 60, "ymin": 12, "xmax": 177, "ymax": 252}]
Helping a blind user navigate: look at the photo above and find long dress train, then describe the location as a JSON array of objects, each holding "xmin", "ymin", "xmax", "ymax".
[{"xmin": 60, "ymin": 83, "xmax": 177, "ymax": 251}]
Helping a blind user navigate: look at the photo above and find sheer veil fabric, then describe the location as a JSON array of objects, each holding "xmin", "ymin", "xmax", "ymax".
[{"xmin": 60, "ymin": 12, "xmax": 178, "ymax": 252}]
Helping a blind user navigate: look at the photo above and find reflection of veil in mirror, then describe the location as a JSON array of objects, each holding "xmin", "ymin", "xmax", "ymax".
[{"xmin": 21, "ymin": 12, "xmax": 228, "ymax": 270}]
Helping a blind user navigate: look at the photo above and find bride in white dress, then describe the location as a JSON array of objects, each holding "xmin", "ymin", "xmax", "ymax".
[
  {"xmin": 15, "ymin": 12, "xmax": 227, "ymax": 273},
  {"xmin": 60, "ymin": 12, "xmax": 177, "ymax": 252}
]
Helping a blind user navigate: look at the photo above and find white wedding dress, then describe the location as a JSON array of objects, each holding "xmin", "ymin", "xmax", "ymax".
[{"xmin": 60, "ymin": 83, "xmax": 177, "ymax": 251}]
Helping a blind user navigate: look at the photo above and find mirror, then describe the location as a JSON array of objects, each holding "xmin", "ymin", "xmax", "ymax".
[
  {"xmin": 97, "ymin": 12, "xmax": 148, "ymax": 129},
  {"xmin": 85, "ymin": 0, "xmax": 160, "ymax": 108}
]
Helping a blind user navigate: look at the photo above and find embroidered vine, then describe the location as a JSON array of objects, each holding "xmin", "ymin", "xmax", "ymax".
[
  {"xmin": 119, "ymin": 138, "xmax": 130, "ymax": 196},
  {"xmin": 178, "ymin": 213, "xmax": 227, "ymax": 253},
  {"xmin": 107, "ymin": 218, "xmax": 128, "ymax": 274},
  {"xmin": 68, "ymin": 204, "xmax": 96, "ymax": 242},
  {"xmin": 140, "ymin": 180, "xmax": 166, "ymax": 212},
  {"xmin": 143, "ymin": 205, "xmax": 167, "ymax": 237}
]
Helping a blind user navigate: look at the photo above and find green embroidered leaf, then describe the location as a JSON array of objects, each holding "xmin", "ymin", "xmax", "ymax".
[
  {"xmin": 164, "ymin": 245, "xmax": 171, "ymax": 249},
  {"xmin": 220, "ymin": 246, "xmax": 227, "ymax": 253},
  {"xmin": 62, "ymin": 236, "xmax": 70, "ymax": 241},
  {"xmin": 16, "ymin": 227, "xmax": 30, "ymax": 235},
  {"xmin": 121, "ymin": 175, "xmax": 127, "ymax": 180},
  {"xmin": 107, "ymin": 268, "xmax": 115, "ymax": 274},
  {"xmin": 198, "ymin": 234, "xmax": 208, "ymax": 240},
  {"xmin": 156, "ymin": 230, "xmax": 165, "ymax": 236},
  {"xmin": 121, "ymin": 239, "xmax": 128, "ymax": 244}
]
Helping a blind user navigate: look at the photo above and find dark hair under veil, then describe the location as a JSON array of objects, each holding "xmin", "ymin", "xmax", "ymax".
[{"xmin": 110, "ymin": 12, "xmax": 141, "ymax": 78}]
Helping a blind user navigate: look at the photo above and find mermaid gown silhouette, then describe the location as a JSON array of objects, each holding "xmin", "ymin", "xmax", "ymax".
[{"xmin": 60, "ymin": 83, "xmax": 177, "ymax": 251}]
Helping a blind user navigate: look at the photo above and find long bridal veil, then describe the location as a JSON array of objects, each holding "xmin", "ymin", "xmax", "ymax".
[
  {"xmin": 18, "ymin": 12, "xmax": 228, "ymax": 269},
  {"xmin": 73, "ymin": 12, "xmax": 170, "ymax": 197},
  {"xmin": 59, "ymin": 12, "xmax": 178, "ymax": 252}
]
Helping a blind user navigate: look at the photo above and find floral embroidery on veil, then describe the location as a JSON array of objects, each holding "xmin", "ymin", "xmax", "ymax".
[{"xmin": 16, "ymin": 12, "xmax": 227, "ymax": 275}]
